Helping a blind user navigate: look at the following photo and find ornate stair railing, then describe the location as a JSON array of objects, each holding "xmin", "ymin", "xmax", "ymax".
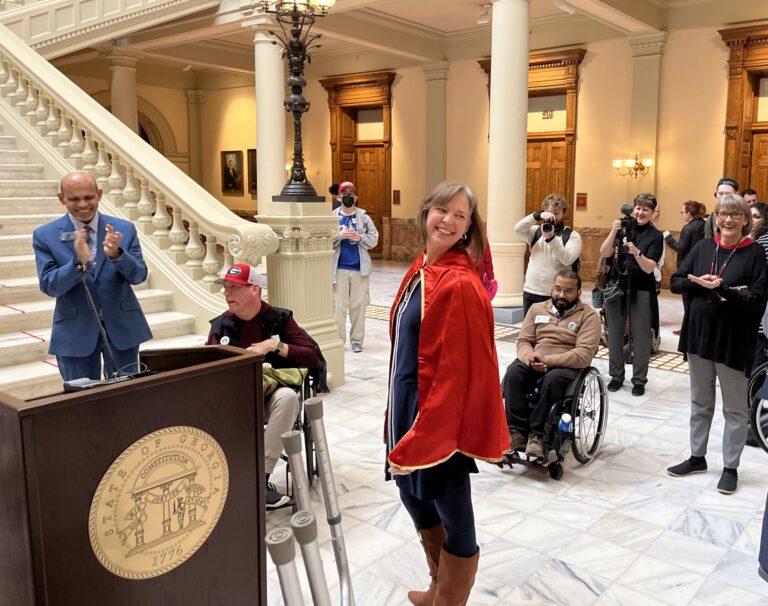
[
  {"xmin": 0, "ymin": 22, "xmax": 278, "ymax": 314},
  {"xmin": 0, "ymin": 0, "xmax": 220, "ymax": 59}
]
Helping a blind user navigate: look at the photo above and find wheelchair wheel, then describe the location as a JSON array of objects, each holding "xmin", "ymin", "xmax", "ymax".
[
  {"xmin": 570, "ymin": 367, "xmax": 608, "ymax": 464},
  {"xmin": 748, "ymin": 360, "xmax": 768, "ymax": 454}
]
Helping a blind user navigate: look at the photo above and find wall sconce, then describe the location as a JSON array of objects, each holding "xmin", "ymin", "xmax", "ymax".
[{"xmin": 612, "ymin": 155, "xmax": 653, "ymax": 179}]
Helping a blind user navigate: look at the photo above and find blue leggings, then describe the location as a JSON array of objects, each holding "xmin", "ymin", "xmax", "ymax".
[{"xmin": 399, "ymin": 481, "xmax": 478, "ymax": 558}]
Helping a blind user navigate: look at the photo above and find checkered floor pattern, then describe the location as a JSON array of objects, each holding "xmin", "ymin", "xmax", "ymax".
[{"xmin": 366, "ymin": 304, "xmax": 689, "ymax": 374}]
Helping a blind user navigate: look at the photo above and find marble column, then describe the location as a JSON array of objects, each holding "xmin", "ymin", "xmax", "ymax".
[
  {"xmin": 106, "ymin": 49, "xmax": 141, "ymax": 133},
  {"xmin": 243, "ymin": 18, "xmax": 345, "ymax": 386},
  {"xmin": 247, "ymin": 17, "xmax": 287, "ymax": 217},
  {"xmin": 423, "ymin": 61, "xmax": 449, "ymax": 189},
  {"xmin": 626, "ymin": 31, "xmax": 666, "ymax": 200},
  {"xmin": 185, "ymin": 88, "xmax": 204, "ymax": 185},
  {"xmin": 486, "ymin": 0, "xmax": 530, "ymax": 311}
]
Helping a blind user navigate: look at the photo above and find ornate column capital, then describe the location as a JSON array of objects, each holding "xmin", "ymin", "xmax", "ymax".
[
  {"xmin": 99, "ymin": 47, "xmax": 144, "ymax": 70},
  {"xmin": 629, "ymin": 31, "xmax": 667, "ymax": 58},
  {"xmin": 243, "ymin": 15, "xmax": 279, "ymax": 45},
  {"xmin": 423, "ymin": 61, "xmax": 450, "ymax": 82}
]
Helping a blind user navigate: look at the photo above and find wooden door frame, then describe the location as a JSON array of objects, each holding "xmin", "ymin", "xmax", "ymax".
[
  {"xmin": 479, "ymin": 48, "xmax": 586, "ymax": 210},
  {"xmin": 319, "ymin": 71, "xmax": 395, "ymax": 207},
  {"xmin": 720, "ymin": 25, "xmax": 768, "ymax": 187}
]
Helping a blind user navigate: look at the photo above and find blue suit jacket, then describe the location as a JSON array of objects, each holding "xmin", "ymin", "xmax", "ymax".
[{"xmin": 32, "ymin": 212, "xmax": 153, "ymax": 357}]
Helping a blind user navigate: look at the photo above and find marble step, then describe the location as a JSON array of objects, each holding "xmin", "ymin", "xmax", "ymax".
[
  {"xmin": 0, "ymin": 254, "xmax": 37, "ymax": 279},
  {"xmin": 0, "ymin": 213, "xmax": 60, "ymax": 235},
  {"xmin": 0, "ymin": 310, "xmax": 197, "ymax": 367},
  {"xmin": 0, "ymin": 136, "xmax": 16, "ymax": 150},
  {"xmin": 0, "ymin": 149, "xmax": 30, "ymax": 164},
  {"xmin": 0, "ymin": 180, "xmax": 57, "ymax": 197},
  {"xmin": 0, "ymin": 274, "xmax": 149, "ymax": 304},
  {"xmin": 0, "ymin": 164, "xmax": 44, "ymax": 180},
  {"xmin": 0, "ymin": 288, "xmax": 173, "ymax": 333},
  {"xmin": 0, "ymin": 233, "xmax": 32, "ymax": 255},
  {"xmin": 0, "ymin": 332, "xmax": 209, "ymax": 401},
  {"xmin": 0, "ymin": 197, "xmax": 61, "ymax": 214}
]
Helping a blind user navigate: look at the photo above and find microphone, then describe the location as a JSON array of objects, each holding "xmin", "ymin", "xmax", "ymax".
[{"xmin": 75, "ymin": 260, "xmax": 121, "ymax": 378}]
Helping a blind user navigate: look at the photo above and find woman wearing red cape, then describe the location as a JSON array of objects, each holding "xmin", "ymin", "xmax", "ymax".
[{"xmin": 385, "ymin": 181, "xmax": 509, "ymax": 605}]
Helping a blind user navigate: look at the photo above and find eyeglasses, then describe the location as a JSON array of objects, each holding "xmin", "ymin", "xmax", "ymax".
[
  {"xmin": 553, "ymin": 287, "xmax": 577, "ymax": 295},
  {"xmin": 715, "ymin": 211, "xmax": 744, "ymax": 220}
]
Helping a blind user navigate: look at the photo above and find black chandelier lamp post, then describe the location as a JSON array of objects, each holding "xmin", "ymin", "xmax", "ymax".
[{"xmin": 258, "ymin": 0, "xmax": 335, "ymax": 202}]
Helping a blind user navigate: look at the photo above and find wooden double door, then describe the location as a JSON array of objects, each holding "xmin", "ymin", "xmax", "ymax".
[
  {"xmin": 526, "ymin": 137, "xmax": 570, "ymax": 224},
  {"xmin": 335, "ymin": 107, "xmax": 388, "ymax": 257},
  {"xmin": 751, "ymin": 132, "xmax": 768, "ymax": 199}
]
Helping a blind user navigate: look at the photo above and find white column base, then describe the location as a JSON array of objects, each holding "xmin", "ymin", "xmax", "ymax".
[
  {"xmin": 257, "ymin": 209, "xmax": 345, "ymax": 387},
  {"xmin": 490, "ymin": 240, "xmax": 526, "ymax": 308}
]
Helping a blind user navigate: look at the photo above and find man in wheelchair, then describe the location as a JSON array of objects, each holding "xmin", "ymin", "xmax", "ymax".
[
  {"xmin": 207, "ymin": 263, "xmax": 327, "ymax": 509},
  {"xmin": 502, "ymin": 270, "xmax": 601, "ymax": 459}
]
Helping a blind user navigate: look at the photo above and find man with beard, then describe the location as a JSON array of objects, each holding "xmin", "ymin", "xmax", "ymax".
[
  {"xmin": 501, "ymin": 270, "xmax": 601, "ymax": 458},
  {"xmin": 331, "ymin": 181, "xmax": 379, "ymax": 353}
]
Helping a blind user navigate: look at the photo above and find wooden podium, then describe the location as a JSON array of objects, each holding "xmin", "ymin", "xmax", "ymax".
[{"xmin": 0, "ymin": 346, "xmax": 266, "ymax": 606}]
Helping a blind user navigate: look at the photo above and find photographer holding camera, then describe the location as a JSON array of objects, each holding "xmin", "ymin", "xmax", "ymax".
[
  {"xmin": 515, "ymin": 194, "xmax": 582, "ymax": 317},
  {"xmin": 598, "ymin": 194, "xmax": 664, "ymax": 396}
]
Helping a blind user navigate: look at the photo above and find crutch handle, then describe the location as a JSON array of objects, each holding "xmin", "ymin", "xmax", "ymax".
[
  {"xmin": 304, "ymin": 397, "xmax": 324, "ymax": 421},
  {"xmin": 266, "ymin": 527, "xmax": 296, "ymax": 566},
  {"xmin": 281, "ymin": 430, "xmax": 303, "ymax": 455}
]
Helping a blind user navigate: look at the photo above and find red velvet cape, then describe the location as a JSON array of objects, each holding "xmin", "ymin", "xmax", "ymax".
[{"xmin": 386, "ymin": 248, "xmax": 509, "ymax": 471}]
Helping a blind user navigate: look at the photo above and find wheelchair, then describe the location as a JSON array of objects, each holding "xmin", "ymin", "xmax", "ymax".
[
  {"xmin": 499, "ymin": 366, "xmax": 609, "ymax": 480},
  {"xmin": 747, "ymin": 359, "xmax": 768, "ymax": 454}
]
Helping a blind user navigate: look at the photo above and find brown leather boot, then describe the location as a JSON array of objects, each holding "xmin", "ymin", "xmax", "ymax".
[
  {"xmin": 407, "ymin": 524, "xmax": 446, "ymax": 605},
  {"xmin": 432, "ymin": 547, "xmax": 479, "ymax": 606}
]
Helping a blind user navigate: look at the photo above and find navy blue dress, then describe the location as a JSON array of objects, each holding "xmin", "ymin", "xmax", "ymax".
[{"xmin": 386, "ymin": 277, "xmax": 477, "ymax": 501}]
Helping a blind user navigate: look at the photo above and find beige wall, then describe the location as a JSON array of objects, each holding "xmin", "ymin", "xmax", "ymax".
[
  {"xmin": 757, "ymin": 78, "xmax": 768, "ymax": 124},
  {"xmin": 655, "ymin": 27, "xmax": 729, "ymax": 229},
  {"xmin": 200, "ymin": 86, "xmax": 258, "ymax": 211},
  {"xmin": 301, "ymin": 78, "xmax": 333, "ymax": 204},
  {"xmin": 573, "ymin": 37, "xmax": 633, "ymax": 229},
  {"xmin": 446, "ymin": 60, "xmax": 489, "ymax": 217}
]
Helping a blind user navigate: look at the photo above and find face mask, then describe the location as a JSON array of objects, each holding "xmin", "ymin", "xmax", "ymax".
[
  {"xmin": 552, "ymin": 295, "xmax": 578, "ymax": 313},
  {"xmin": 341, "ymin": 195, "xmax": 355, "ymax": 208}
]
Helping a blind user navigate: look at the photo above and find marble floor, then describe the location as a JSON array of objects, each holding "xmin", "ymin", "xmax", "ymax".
[{"xmin": 266, "ymin": 261, "xmax": 768, "ymax": 606}]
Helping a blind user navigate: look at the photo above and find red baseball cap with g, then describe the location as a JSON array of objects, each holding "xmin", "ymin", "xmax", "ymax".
[
  {"xmin": 214, "ymin": 263, "xmax": 262, "ymax": 286},
  {"xmin": 339, "ymin": 181, "xmax": 357, "ymax": 193}
]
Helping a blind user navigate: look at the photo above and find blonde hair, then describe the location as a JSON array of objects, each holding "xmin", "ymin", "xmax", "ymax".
[
  {"xmin": 715, "ymin": 193, "xmax": 752, "ymax": 236},
  {"xmin": 416, "ymin": 181, "xmax": 487, "ymax": 264},
  {"xmin": 542, "ymin": 194, "xmax": 567, "ymax": 214}
]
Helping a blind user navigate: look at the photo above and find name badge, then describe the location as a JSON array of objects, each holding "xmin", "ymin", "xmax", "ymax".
[{"xmin": 534, "ymin": 315, "xmax": 550, "ymax": 324}]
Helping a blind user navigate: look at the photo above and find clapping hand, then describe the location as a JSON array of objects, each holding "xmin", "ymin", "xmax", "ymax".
[
  {"xmin": 688, "ymin": 274, "xmax": 723, "ymax": 290},
  {"xmin": 103, "ymin": 224, "xmax": 123, "ymax": 259},
  {"xmin": 74, "ymin": 228, "xmax": 90, "ymax": 264}
]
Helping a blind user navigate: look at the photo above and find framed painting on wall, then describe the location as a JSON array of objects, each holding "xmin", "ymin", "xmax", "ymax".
[
  {"xmin": 247, "ymin": 149, "xmax": 257, "ymax": 195},
  {"xmin": 221, "ymin": 150, "xmax": 244, "ymax": 195}
]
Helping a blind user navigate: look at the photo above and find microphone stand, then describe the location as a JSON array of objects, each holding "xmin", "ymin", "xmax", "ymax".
[{"xmin": 77, "ymin": 260, "xmax": 121, "ymax": 378}]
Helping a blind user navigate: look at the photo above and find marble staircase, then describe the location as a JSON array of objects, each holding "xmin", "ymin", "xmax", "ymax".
[{"xmin": 0, "ymin": 121, "xmax": 207, "ymax": 400}]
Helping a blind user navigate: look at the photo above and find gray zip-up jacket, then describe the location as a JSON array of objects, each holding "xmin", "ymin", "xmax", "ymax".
[{"xmin": 332, "ymin": 207, "xmax": 379, "ymax": 282}]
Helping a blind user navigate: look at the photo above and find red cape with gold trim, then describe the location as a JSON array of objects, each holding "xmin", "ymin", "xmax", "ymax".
[{"xmin": 386, "ymin": 248, "xmax": 509, "ymax": 471}]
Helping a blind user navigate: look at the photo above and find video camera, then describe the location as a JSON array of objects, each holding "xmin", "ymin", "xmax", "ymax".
[{"xmin": 618, "ymin": 203, "xmax": 637, "ymax": 243}]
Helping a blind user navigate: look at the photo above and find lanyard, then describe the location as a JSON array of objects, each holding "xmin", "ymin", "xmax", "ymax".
[{"xmin": 709, "ymin": 239, "xmax": 742, "ymax": 279}]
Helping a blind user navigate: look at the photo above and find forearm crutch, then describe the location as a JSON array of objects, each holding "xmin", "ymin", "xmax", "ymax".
[
  {"xmin": 282, "ymin": 430, "xmax": 312, "ymax": 512},
  {"xmin": 266, "ymin": 527, "xmax": 304, "ymax": 606},
  {"xmin": 305, "ymin": 397, "xmax": 356, "ymax": 606},
  {"xmin": 292, "ymin": 511, "xmax": 332, "ymax": 606}
]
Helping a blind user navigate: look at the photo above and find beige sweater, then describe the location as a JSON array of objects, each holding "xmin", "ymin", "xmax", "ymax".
[{"xmin": 517, "ymin": 300, "xmax": 602, "ymax": 369}]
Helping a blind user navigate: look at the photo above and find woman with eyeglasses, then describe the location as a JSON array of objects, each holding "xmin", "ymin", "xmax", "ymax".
[{"xmin": 667, "ymin": 194, "xmax": 768, "ymax": 495}]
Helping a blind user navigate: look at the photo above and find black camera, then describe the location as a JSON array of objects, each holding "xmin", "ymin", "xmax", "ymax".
[
  {"xmin": 542, "ymin": 220, "xmax": 555, "ymax": 234},
  {"xmin": 618, "ymin": 203, "xmax": 637, "ymax": 243}
]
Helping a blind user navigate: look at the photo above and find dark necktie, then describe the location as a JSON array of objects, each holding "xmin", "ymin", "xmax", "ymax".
[{"xmin": 84, "ymin": 224, "xmax": 96, "ymax": 263}]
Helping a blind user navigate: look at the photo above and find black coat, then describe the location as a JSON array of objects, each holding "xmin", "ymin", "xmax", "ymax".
[
  {"xmin": 665, "ymin": 217, "xmax": 705, "ymax": 269},
  {"xmin": 671, "ymin": 238, "xmax": 768, "ymax": 374}
]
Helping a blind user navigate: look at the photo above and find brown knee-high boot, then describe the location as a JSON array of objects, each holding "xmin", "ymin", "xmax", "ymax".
[
  {"xmin": 408, "ymin": 524, "xmax": 446, "ymax": 605},
  {"xmin": 432, "ymin": 547, "xmax": 479, "ymax": 606}
]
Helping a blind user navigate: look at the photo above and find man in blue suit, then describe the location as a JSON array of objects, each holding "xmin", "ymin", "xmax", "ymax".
[{"xmin": 32, "ymin": 171, "xmax": 152, "ymax": 381}]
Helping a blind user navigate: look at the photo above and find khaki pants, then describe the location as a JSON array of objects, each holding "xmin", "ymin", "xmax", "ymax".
[
  {"xmin": 334, "ymin": 268, "xmax": 370, "ymax": 345},
  {"xmin": 264, "ymin": 387, "xmax": 300, "ymax": 475}
]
